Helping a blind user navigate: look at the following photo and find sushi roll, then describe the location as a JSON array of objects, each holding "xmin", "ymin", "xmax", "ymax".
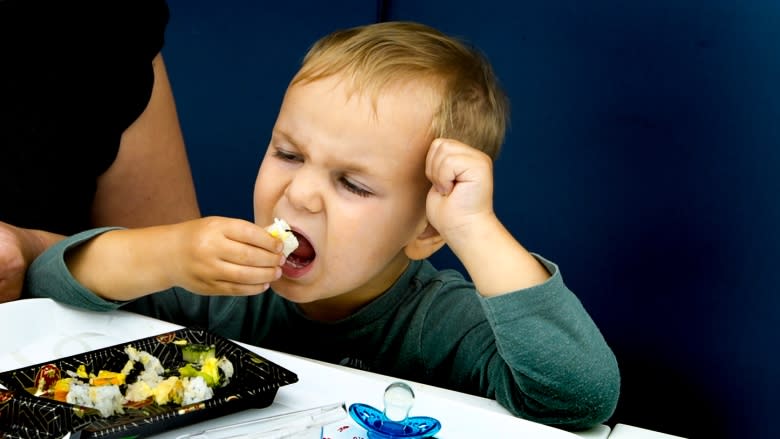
[
  {"xmin": 182, "ymin": 376, "xmax": 214, "ymax": 405},
  {"xmin": 52, "ymin": 345, "xmax": 236, "ymax": 418},
  {"xmin": 266, "ymin": 217, "xmax": 299, "ymax": 257},
  {"xmin": 66, "ymin": 380, "xmax": 125, "ymax": 417}
]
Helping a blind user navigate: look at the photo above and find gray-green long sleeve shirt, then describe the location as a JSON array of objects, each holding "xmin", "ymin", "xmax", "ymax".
[{"xmin": 25, "ymin": 228, "xmax": 620, "ymax": 430}]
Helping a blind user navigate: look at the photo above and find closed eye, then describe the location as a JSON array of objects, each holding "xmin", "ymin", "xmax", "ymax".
[
  {"xmin": 272, "ymin": 146, "xmax": 372, "ymax": 197},
  {"xmin": 340, "ymin": 177, "xmax": 372, "ymax": 198},
  {"xmin": 272, "ymin": 148, "xmax": 302, "ymax": 162}
]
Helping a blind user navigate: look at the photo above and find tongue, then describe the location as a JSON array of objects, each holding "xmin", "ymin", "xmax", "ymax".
[{"xmin": 290, "ymin": 232, "xmax": 314, "ymax": 259}]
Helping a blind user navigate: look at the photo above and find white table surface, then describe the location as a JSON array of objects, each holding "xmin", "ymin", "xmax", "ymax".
[
  {"xmin": 0, "ymin": 298, "xmax": 615, "ymax": 439},
  {"xmin": 608, "ymin": 424, "xmax": 685, "ymax": 439}
]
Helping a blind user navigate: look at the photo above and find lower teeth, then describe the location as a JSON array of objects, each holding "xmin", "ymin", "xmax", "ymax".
[{"xmin": 286, "ymin": 259, "xmax": 305, "ymax": 269}]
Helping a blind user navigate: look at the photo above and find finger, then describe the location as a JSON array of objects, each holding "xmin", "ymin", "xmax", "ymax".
[
  {"xmin": 218, "ymin": 238, "xmax": 285, "ymax": 268},
  {"xmin": 0, "ymin": 262, "xmax": 24, "ymax": 303},
  {"xmin": 0, "ymin": 278, "xmax": 23, "ymax": 302},
  {"xmin": 426, "ymin": 139, "xmax": 454, "ymax": 195},
  {"xmin": 198, "ymin": 279, "xmax": 272, "ymax": 296},
  {"xmin": 213, "ymin": 262, "xmax": 282, "ymax": 288},
  {"xmin": 424, "ymin": 138, "xmax": 439, "ymax": 180},
  {"xmin": 221, "ymin": 219, "xmax": 284, "ymax": 254},
  {"xmin": 428, "ymin": 140, "xmax": 472, "ymax": 195}
]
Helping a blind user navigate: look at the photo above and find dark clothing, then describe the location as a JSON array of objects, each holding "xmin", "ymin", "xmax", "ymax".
[{"xmin": 0, "ymin": 0, "xmax": 169, "ymax": 234}]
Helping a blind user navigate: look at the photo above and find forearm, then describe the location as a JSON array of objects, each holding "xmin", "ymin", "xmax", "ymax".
[
  {"xmin": 481, "ymin": 277, "xmax": 620, "ymax": 429},
  {"xmin": 66, "ymin": 226, "xmax": 174, "ymax": 301},
  {"xmin": 418, "ymin": 264, "xmax": 619, "ymax": 428},
  {"xmin": 448, "ymin": 215, "xmax": 550, "ymax": 297}
]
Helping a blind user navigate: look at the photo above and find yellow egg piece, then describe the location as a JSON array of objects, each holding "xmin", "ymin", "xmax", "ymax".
[{"xmin": 76, "ymin": 364, "xmax": 88, "ymax": 379}]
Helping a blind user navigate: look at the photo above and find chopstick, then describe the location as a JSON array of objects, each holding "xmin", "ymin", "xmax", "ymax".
[{"xmin": 175, "ymin": 401, "xmax": 347, "ymax": 439}]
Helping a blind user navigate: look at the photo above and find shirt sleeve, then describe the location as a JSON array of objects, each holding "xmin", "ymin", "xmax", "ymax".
[
  {"xmin": 477, "ymin": 256, "xmax": 620, "ymax": 429},
  {"xmin": 24, "ymin": 227, "xmax": 127, "ymax": 311},
  {"xmin": 24, "ymin": 226, "xmax": 250, "ymax": 338}
]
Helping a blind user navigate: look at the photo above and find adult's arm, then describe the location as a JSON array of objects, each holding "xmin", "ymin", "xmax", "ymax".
[
  {"xmin": 4, "ymin": 53, "xmax": 200, "ymax": 302},
  {"xmin": 91, "ymin": 53, "xmax": 201, "ymax": 227}
]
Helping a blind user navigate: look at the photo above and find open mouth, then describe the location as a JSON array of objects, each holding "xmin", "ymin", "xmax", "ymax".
[{"xmin": 285, "ymin": 231, "xmax": 315, "ymax": 269}]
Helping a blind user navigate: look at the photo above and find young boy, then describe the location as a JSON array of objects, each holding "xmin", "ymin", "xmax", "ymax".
[{"xmin": 26, "ymin": 21, "xmax": 619, "ymax": 429}]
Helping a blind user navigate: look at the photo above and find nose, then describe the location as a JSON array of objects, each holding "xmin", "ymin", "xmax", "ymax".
[{"xmin": 285, "ymin": 166, "xmax": 324, "ymax": 213}]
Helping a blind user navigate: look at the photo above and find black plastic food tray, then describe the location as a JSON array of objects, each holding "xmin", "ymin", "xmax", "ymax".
[{"xmin": 0, "ymin": 328, "xmax": 298, "ymax": 438}]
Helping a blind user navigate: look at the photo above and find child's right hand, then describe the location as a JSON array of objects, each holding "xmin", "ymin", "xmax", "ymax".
[
  {"xmin": 67, "ymin": 216, "xmax": 285, "ymax": 301},
  {"xmin": 159, "ymin": 216, "xmax": 284, "ymax": 295}
]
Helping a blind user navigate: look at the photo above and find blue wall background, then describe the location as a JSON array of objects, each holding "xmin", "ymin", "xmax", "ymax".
[{"xmin": 163, "ymin": 1, "xmax": 780, "ymax": 437}]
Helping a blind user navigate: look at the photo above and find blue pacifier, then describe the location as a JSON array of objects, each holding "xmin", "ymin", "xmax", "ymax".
[{"xmin": 348, "ymin": 382, "xmax": 442, "ymax": 439}]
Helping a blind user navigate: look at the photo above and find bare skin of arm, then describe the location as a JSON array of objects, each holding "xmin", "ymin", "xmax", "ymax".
[
  {"xmin": 91, "ymin": 53, "xmax": 201, "ymax": 227},
  {"xmin": 0, "ymin": 53, "xmax": 200, "ymax": 302},
  {"xmin": 67, "ymin": 217, "xmax": 284, "ymax": 301}
]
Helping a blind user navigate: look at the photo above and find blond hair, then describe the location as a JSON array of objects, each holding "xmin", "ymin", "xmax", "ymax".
[{"xmin": 291, "ymin": 21, "xmax": 509, "ymax": 159}]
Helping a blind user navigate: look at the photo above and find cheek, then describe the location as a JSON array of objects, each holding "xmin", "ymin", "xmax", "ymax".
[
  {"xmin": 332, "ymin": 199, "xmax": 421, "ymax": 258},
  {"xmin": 325, "ymin": 206, "xmax": 380, "ymax": 253},
  {"xmin": 253, "ymin": 161, "xmax": 284, "ymax": 217}
]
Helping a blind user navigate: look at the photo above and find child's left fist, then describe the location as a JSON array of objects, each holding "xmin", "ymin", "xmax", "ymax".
[{"xmin": 424, "ymin": 138, "xmax": 495, "ymax": 241}]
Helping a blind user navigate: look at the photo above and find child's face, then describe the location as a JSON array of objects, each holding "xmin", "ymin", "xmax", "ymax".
[{"xmin": 253, "ymin": 74, "xmax": 438, "ymax": 318}]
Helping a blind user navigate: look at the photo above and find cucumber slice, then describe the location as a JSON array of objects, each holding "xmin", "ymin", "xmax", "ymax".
[{"xmin": 181, "ymin": 344, "xmax": 216, "ymax": 364}]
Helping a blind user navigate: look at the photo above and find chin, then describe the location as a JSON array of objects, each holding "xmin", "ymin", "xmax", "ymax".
[{"xmin": 270, "ymin": 281, "xmax": 315, "ymax": 303}]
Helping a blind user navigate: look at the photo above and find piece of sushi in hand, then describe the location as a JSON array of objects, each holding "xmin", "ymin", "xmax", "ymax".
[{"xmin": 266, "ymin": 218, "xmax": 299, "ymax": 257}]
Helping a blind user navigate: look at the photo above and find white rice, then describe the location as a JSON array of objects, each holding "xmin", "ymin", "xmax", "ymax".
[
  {"xmin": 124, "ymin": 380, "xmax": 153, "ymax": 403},
  {"xmin": 182, "ymin": 376, "xmax": 213, "ymax": 405},
  {"xmin": 66, "ymin": 381, "xmax": 125, "ymax": 417},
  {"xmin": 125, "ymin": 346, "xmax": 164, "ymax": 376},
  {"xmin": 218, "ymin": 357, "xmax": 234, "ymax": 385}
]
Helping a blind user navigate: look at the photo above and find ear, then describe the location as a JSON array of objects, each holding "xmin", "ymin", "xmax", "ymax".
[{"xmin": 404, "ymin": 223, "xmax": 446, "ymax": 260}]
